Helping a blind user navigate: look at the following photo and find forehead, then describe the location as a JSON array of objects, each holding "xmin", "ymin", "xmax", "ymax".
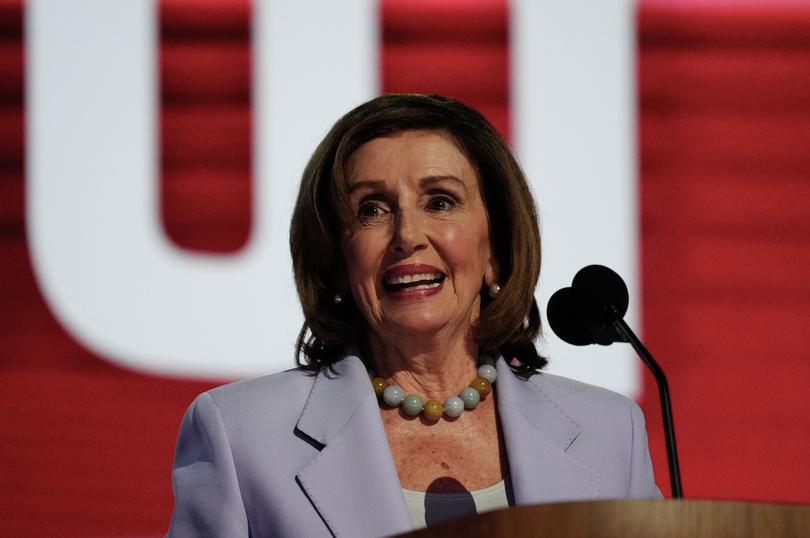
[{"xmin": 346, "ymin": 130, "xmax": 478, "ymax": 187}]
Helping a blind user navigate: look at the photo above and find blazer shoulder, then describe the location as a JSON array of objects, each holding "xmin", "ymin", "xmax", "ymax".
[
  {"xmin": 524, "ymin": 371, "xmax": 661, "ymax": 499},
  {"xmin": 202, "ymin": 367, "xmax": 318, "ymax": 419},
  {"xmin": 527, "ymin": 370, "xmax": 639, "ymax": 416}
]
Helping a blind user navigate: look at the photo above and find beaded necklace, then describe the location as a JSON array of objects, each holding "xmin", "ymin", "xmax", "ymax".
[{"xmin": 369, "ymin": 355, "xmax": 497, "ymax": 421}]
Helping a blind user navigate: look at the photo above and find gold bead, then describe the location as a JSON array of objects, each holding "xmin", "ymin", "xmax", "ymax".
[
  {"xmin": 371, "ymin": 377, "xmax": 389, "ymax": 398},
  {"xmin": 469, "ymin": 377, "xmax": 492, "ymax": 399},
  {"xmin": 423, "ymin": 399, "xmax": 444, "ymax": 421}
]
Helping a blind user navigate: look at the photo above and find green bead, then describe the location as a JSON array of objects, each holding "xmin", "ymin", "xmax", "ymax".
[
  {"xmin": 460, "ymin": 387, "xmax": 480, "ymax": 409},
  {"xmin": 479, "ymin": 354, "xmax": 496, "ymax": 367},
  {"xmin": 401, "ymin": 394, "xmax": 423, "ymax": 416}
]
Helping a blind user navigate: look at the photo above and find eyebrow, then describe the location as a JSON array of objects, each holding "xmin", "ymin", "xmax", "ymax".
[
  {"xmin": 420, "ymin": 175, "xmax": 467, "ymax": 190},
  {"xmin": 347, "ymin": 179, "xmax": 387, "ymax": 194},
  {"xmin": 347, "ymin": 175, "xmax": 468, "ymax": 194}
]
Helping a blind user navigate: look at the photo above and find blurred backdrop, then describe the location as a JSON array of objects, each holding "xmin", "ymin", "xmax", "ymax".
[{"xmin": 2, "ymin": 0, "xmax": 809, "ymax": 536}]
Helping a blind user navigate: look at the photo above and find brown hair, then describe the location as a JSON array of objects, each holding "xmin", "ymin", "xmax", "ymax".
[{"xmin": 289, "ymin": 94, "xmax": 546, "ymax": 377}]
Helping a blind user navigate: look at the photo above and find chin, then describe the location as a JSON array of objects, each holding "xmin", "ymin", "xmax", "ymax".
[{"xmin": 382, "ymin": 311, "xmax": 453, "ymax": 338}]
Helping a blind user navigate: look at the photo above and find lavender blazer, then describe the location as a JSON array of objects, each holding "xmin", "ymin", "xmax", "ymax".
[{"xmin": 167, "ymin": 352, "xmax": 661, "ymax": 537}]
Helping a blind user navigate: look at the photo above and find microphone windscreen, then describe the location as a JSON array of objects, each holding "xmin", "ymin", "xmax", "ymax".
[
  {"xmin": 547, "ymin": 265, "xmax": 631, "ymax": 346},
  {"xmin": 547, "ymin": 287, "xmax": 592, "ymax": 346},
  {"xmin": 572, "ymin": 265, "xmax": 629, "ymax": 320}
]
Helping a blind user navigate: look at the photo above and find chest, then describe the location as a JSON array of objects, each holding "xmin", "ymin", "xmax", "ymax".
[{"xmin": 380, "ymin": 398, "xmax": 509, "ymax": 491}]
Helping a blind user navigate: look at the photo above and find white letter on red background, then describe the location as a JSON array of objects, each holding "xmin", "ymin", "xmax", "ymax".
[
  {"xmin": 27, "ymin": 0, "xmax": 377, "ymax": 379},
  {"xmin": 28, "ymin": 0, "xmax": 637, "ymax": 396},
  {"xmin": 513, "ymin": 0, "xmax": 639, "ymax": 397}
]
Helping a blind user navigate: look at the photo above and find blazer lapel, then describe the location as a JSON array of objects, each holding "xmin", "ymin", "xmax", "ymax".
[
  {"xmin": 496, "ymin": 359, "xmax": 601, "ymax": 504},
  {"xmin": 294, "ymin": 354, "xmax": 412, "ymax": 538}
]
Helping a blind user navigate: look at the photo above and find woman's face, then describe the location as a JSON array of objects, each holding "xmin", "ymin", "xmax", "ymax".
[{"xmin": 341, "ymin": 129, "xmax": 496, "ymax": 342}]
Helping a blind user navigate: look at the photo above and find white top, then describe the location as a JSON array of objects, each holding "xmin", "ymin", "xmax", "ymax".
[{"xmin": 401, "ymin": 479, "xmax": 511, "ymax": 529}]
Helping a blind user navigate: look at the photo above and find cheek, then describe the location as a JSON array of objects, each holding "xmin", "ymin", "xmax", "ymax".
[
  {"xmin": 439, "ymin": 224, "xmax": 490, "ymax": 274},
  {"xmin": 342, "ymin": 233, "xmax": 384, "ymax": 288}
]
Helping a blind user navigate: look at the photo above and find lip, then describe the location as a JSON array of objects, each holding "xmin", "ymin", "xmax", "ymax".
[
  {"xmin": 382, "ymin": 263, "xmax": 444, "ymax": 279},
  {"xmin": 381, "ymin": 263, "xmax": 446, "ymax": 300}
]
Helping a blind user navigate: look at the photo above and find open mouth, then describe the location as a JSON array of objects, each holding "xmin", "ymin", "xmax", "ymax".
[{"xmin": 382, "ymin": 272, "xmax": 446, "ymax": 292}]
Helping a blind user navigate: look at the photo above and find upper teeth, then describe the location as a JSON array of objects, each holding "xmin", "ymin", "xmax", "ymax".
[{"xmin": 385, "ymin": 272, "xmax": 442, "ymax": 285}]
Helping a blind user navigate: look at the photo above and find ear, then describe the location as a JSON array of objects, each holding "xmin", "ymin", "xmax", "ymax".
[
  {"xmin": 331, "ymin": 257, "xmax": 351, "ymax": 300},
  {"xmin": 484, "ymin": 257, "xmax": 500, "ymax": 287}
]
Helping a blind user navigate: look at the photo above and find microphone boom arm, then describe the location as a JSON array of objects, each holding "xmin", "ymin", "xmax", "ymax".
[{"xmin": 610, "ymin": 306, "xmax": 683, "ymax": 498}]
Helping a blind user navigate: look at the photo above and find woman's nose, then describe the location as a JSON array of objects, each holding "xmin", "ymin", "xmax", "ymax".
[{"xmin": 391, "ymin": 207, "xmax": 428, "ymax": 255}]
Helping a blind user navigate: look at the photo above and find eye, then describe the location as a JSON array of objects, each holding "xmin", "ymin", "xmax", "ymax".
[
  {"xmin": 427, "ymin": 195, "xmax": 456, "ymax": 212},
  {"xmin": 357, "ymin": 200, "xmax": 388, "ymax": 222}
]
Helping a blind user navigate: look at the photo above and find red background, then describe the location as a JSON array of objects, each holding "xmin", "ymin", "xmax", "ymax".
[{"xmin": 1, "ymin": 1, "xmax": 809, "ymax": 536}]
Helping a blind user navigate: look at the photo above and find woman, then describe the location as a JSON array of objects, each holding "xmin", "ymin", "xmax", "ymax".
[{"xmin": 167, "ymin": 94, "xmax": 661, "ymax": 538}]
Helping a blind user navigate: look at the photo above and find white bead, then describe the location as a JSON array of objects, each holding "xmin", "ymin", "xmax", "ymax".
[
  {"xmin": 382, "ymin": 385, "xmax": 405, "ymax": 406},
  {"xmin": 443, "ymin": 396, "xmax": 465, "ymax": 418},
  {"xmin": 477, "ymin": 364, "xmax": 497, "ymax": 383}
]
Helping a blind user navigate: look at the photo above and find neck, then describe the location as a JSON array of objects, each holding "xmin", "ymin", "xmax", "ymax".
[{"xmin": 367, "ymin": 331, "xmax": 479, "ymax": 399}]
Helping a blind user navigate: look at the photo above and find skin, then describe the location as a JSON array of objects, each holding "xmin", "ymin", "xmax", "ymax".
[{"xmin": 341, "ymin": 129, "xmax": 509, "ymax": 492}]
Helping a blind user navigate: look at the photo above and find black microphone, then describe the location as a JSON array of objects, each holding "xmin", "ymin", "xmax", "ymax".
[
  {"xmin": 547, "ymin": 265, "xmax": 683, "ymax": 498},
  {"xmin": 547, "ymin": 265, "xmax": 630, "ymax": 346}
]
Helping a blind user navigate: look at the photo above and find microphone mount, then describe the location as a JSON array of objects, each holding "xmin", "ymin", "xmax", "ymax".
[{"xmin": 547, "ymin": 265, "xmax": 683, "ymax": 498}]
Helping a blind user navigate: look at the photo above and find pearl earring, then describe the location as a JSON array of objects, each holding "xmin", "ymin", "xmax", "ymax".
[
  {"xmin": 488, "ymin": 283, "xmax": 501, "ymax": 298},
  {"xmin": 333, "ymin": 293, "xmax": 343, "ymax": 305}
]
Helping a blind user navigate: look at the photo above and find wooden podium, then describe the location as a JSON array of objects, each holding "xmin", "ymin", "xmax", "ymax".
[{"xmin": 401, "ymin": 500, "xmax": 810, "ymax": 537}]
